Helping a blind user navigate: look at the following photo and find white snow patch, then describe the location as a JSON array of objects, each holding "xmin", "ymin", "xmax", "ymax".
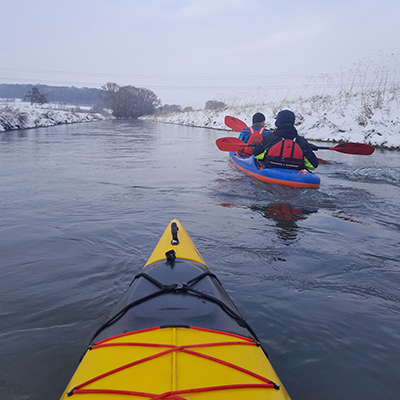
[
  {"xmin": 0, "ymin": 100, "xmax": 112, "ymax": 132},
  {"xmin": 141, "ymin": 95, "xmax": 400, "ymax": 149}
]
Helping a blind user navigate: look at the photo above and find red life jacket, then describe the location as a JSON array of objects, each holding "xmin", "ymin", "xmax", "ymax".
[
  {"xmin": 266, "ymin": 138, "xmax": 304, "ymax": 169},
  {"xmin": 247, "ymin": 127, "xmax": 265, "ymax": 145},
  {"xmin": 236, "ymin": 127, "xmax": 265, "ymax": 157}
]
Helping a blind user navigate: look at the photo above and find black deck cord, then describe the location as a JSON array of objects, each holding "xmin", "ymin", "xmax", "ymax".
[
  {"xmin": 87, "ymin": 270, "xmax": 219, "ymax": 346},
  {"xmin": 85, "ymin": 269, "xmax": 264, "ymax": 354}
]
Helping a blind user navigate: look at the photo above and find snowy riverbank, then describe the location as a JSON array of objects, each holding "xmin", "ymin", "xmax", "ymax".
[
  {"xmin": 2, "ymin": 97, "xmax": 400, "ymax": 149},
  {"xmin": 0, "ymin": 101, "xmax": 111, "ymax": 132},
  {"xmin": 142, "ymin": 96, "xmax": 400, "ymax": 149}
]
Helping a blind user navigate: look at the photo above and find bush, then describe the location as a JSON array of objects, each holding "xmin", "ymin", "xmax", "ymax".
[
  {"xmin": 158, "ymin": 104, "xmax": 182, "ymax": 113},
  {"xmin": 204, "ymin": 100, "xmax": 227, "ymax": 110}
]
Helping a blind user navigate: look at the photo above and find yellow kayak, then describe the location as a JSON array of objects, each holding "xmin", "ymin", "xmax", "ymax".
[{"xmin": 60, "ymin": 219, "xmax": 291, "ymax": 399}]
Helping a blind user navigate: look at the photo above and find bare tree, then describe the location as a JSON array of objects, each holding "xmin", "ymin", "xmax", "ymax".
[
  {"xmin": 100, "ymin": 83, "xmax": 160, "ymax": 119},
  {"xmin": 24, "ymin": 86, "xmax": 48, "ymax": 106}
]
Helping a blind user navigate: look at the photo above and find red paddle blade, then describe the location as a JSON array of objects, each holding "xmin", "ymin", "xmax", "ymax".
[
  {"xmin": 317, "ymin": 158, "xmax": 332, "ymax": 165},
  {"xmin": 331, "ymin": 142, "xmax": 375, "ymax": 155},
  {"xmin": 224, "ymin": 116, "xmax": 248, "ymax": 132},
  {"xmin": 216, "ymin": 137, "xmax": 247, "ymax": 151}
]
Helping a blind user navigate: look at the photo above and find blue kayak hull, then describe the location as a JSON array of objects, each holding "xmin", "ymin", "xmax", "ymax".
[{"xmin": 229, "ymin": 152, "xmax": 320, "ymax": 189}]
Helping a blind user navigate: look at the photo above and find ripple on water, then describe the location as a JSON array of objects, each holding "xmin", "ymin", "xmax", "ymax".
[
  {"xmin": 341, "ymin": 166, "xmax": 400, "ymax": 186},
  {"xmin": 2, "ymin": 121, "xmax": 400, "ymax": 400}
]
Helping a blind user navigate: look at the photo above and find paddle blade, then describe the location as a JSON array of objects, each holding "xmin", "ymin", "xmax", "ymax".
[
  {"xmin": 224, "ymin": 116, "xmax": 248, "ymax": 132},
  {"xmin": 332, "ymin": 142, "xmax": 375, "ymax": 155},
  {"xmin": 317, "ymin": 158, "xmax": 332, "ymax": 165},
  {"xmin": 216, "ymin": 137, "xmax": 247, "ymax": 152}
]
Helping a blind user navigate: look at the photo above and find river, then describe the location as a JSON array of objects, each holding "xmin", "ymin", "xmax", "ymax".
[{"xmin": 1, "ymin": 120, "xmax": 399, "ymax": 400}]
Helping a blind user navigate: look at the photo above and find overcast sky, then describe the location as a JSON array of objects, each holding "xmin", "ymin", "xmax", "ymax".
[{"xmin": 1, "ymin": 0, "xmax": 400, "ymax": 107}]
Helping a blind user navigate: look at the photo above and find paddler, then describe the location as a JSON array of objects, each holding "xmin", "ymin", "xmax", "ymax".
[
  {"xmin": 238, "ymin": 112, "xmax": 271, "ymax": 144},
  {"xmin": 252, "ymin": 110, "xmax": 319, "ymax": 170},
  {"xmin": 237, "ymin": 113, "xmax": 271, "ymax": 157}
]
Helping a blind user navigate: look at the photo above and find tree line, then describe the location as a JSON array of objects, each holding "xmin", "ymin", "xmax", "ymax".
[
  {"xmin": 0, "ymin": 84, "xmax": 99, "ymax": 105},
  {"xmin": 0, "ymin": 83, "xmax": 161, "ymax": 120},
  {"xmin": 1, "ymin": 83, "xmax": 229, "ymax": 119}
]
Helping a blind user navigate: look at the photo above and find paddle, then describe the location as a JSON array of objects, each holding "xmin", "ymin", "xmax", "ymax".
[
  {"xmin": 314, "ymin": 142, "xmax": 375, "ymax": 155},
  {"xmin": 223, "ymin": 115, "xmax": 375, "ymax": 156},
  {"xmin": 224, "ymin": 115, "xmax": 328, "ymax": 163},
  {"xmin": 216, "ymin": 137, "xmax": 375, "ymax": 156},
  {"xmin": 216, "ymin": 137, "xmax": 251, "ymax": 152},
  {"xmin": 224, "ymin": 115, "xmax": 248, "ymax": 132}
]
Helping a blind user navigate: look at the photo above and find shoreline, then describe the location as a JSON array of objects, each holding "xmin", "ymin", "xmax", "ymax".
[
  {"xmin": 141, "ymin": 106, "xmax": 400, "ymax": 149},
  {"xmin": 0, "ymin": 102, "xmax": 111, "ymax": 132},
  {"xmin": 2, "ymin": 101, "xmax": 399, "ymax": 149}
]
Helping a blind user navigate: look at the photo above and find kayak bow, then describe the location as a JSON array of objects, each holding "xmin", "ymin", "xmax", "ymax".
[{"xmin": 60, "ymin": 220, "xmax": 291, "ymax": 399}]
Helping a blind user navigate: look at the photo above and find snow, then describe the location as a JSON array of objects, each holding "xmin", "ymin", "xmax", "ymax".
[
  {"xmin": 141, "ymin": 94, "xmax": 400, "ymax": 149},
  {"xmin": 1, "ymin": 96, "xmax": 399, "ymax": 149},
  {"xmin": 0, "ymin": 100, "xmax": 111, "ymax": 132}
]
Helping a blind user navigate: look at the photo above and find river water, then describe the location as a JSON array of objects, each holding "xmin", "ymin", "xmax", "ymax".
[{"xmin": 1, "ymin": 120, "xmax": 399, "ymax": 400}]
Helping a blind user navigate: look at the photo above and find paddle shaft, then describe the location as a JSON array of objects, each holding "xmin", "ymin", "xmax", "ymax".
[
  {"xmin": 223, "ymin": 116, "xmax": 375, "ymax": 156},
  {"xmin": 216, "ymin": 136, "xmax": 374, "ymax": 156}
]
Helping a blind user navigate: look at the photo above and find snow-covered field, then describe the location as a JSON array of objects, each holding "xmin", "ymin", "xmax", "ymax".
[
  {"xmin": 142, "ymin": 94, "xmax": 400, "ymax": 149},
  {"xmin": 0, "ymin": 100, "xmax": 111, "ymax": 131}
]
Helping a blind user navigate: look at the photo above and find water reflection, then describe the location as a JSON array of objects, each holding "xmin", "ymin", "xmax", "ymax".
[
  {"xmin": 251, "ymin": 203, "xmax": 318, "ymax": 245},
  {"xmin": 219, "ymin": 202, "xmax": 318, "ymax": 245}
]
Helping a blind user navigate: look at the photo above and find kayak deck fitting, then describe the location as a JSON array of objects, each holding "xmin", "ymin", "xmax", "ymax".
[
  {"xmin": 60, "ymin": 220, "xmax": 291, "ymax": 399},
  {"xmin": 230, "ymin": 151, "xmax": 320, "ymax": 189}
]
